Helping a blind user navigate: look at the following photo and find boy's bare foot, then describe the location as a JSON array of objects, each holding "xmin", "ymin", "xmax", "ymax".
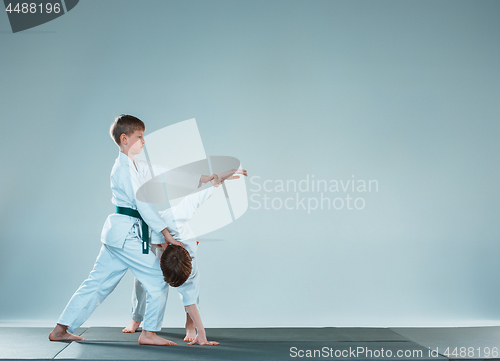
[
  {"xmin": 122, "ymin": 320, "xmax": 141, "ymax": 333},
  {"xmin": 184, "ymin": 328, "xmax": 196, "ymax": 342},
  {"xmin": 138, "ymin": 330, "xmax": 177, "ymax": 346},
  {"xmin": 48, "ymin": 324, "xmax": 85, "ymax": 342},
  {"xmin": 187, "ymin": 333, "xmax": 219, "ymax": 346}
]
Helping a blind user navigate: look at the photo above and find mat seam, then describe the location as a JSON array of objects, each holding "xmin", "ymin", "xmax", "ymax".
[
  {"xmin": 389, "ymin": 328, "xmax": 450, "ymax": 360},
  {"xmin": 51, "ymin": 328, "xmax": 89, "ymax": 360}
]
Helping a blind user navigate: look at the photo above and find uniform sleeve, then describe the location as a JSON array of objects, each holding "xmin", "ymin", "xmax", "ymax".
[
  {"xmin": 120, "ymin": 168, "xmax": 168, "ymax": 234},
  {"xmin": 171, "ymin": 186, "xmax": 215, "ymax": 224},
  {"xmin": 148, "ymin": 164, "xmax": 201, "ymax": 192},
  {"xmin": 176, "ymin": 259, "xmax": 200, "ymax": 307}
]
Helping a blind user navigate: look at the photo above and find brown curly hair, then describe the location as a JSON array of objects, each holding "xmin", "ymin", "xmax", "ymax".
[{"xmin": 160, "ymin": 245, "xmax": 193, "ymax": 287}]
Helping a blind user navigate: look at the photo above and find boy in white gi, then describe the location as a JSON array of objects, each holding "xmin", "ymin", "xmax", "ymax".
[
  {"xmin": 49, "ymin": 115, "xmax": 216, "ymax": 346},
  {"xmin": 122, "ymin": 167, "xmax": 247, "ymax": 346}
]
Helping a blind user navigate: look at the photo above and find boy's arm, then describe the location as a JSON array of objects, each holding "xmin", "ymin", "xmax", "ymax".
[
  {"xmin": 185, "ymin": 304, "xmax": 219, "ymax": 346},
  {"xmin": 171, "ymin": 185, "xmax": 216, "ymax": 224},
  {"xmin": 171, "ymin": 168, "xmax": 247, "ymax": 224},
  {"xmin": 148, "ymin": 164, "xmax": 213, "ymax": 189},
  {"xmin": 122, "ymin": 169, "xmax": 182, "ymax": 246}
]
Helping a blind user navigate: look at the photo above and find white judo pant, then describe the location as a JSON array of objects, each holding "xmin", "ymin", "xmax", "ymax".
[
  {"xmin": 131, "ymin": 246, "xmax": 164, "ymax": 323},
  {"xmin": 58, "ymin": 236, "xmax": 168, "ymax": 333},
  {"xmin": 130, "ymin": 247, "xmax": 199, "ymax": 322}
]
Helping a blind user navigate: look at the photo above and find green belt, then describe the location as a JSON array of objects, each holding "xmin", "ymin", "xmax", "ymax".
[{"xmin": 115, "ymin": 206, "xmax": 149, "ymax": 254}]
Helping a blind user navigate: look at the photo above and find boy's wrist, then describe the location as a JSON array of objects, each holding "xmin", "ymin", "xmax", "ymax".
[
  {"xmin": 161, "ymin": 228, "xmax": 172, "ymax": 239},
  {"xmin": 200, "ymin": 175, "xmax": 212, "ymax": 184},
  {"xmin": 210, "ymin": 174, "xmax": 220, "ymax": 187}
]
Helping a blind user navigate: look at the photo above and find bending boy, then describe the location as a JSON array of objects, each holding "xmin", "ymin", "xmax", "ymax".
[{"xmin": 124, "ymin": 168, "xmax": 247, "ymax": 345}]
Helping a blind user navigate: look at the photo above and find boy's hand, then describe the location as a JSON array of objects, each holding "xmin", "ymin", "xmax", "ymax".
[
  {"xmin": 221, "ymin": 168, "xmax": 248, "ymax": 181},
  {"xmin": 213, "ymin": 169, "xmax": 248, "ymax": 187},
  {"xmin": 161, "ymin": 239, "xmax": 183, "ymax": 249},
  {"xmin": 161, "ymin": 228, "xmax": 183, "ymax": 248},
  {"xmin": 187, "ymin": 333, "xmax": 219, "ymax": 346},
  {"xmin": 234, "ymin": 168, "xmax": 248, "ymax": 177},
  {"xmin": 210, "ymin": 173, "xmax": 221, "ymax": 187},
  {"xmin": 199, "ymin": 174, "xmax": 215, "ymax": 188}
]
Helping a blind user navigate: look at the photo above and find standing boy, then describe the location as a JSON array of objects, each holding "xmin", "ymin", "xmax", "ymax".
[{"xmin": 49, "ymin": 114, "xmax": 214, "ymax": 346}]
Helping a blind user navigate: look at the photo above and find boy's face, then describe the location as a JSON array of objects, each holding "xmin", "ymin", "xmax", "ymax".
[{"xmin": 126, "ymin": 129, "xmax": 145, "ymax": 155}]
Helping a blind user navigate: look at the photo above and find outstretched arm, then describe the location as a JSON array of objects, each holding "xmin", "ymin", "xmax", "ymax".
[
  {"xmin": 185, "ymin": 304, "xmax": 219, "ymax": 346},
  {"xmin": 175, "ymin": 168, "xmax": 247, "ymax": 223}
]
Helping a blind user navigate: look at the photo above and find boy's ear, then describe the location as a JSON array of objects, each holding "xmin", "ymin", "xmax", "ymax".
[{"xmin": 120, "ymin": 133, "xmax": 127, "ymax": 145}]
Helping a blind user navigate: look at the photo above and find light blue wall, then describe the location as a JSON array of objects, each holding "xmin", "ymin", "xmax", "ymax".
[{"xmin": 0, "ymin": 0, "xmax": 499, "ymax": 327}]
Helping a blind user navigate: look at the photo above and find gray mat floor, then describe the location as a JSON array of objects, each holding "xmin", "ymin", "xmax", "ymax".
[{"xmin": 1, "ymin": 326, "xmax": 499, "ymax": 360}]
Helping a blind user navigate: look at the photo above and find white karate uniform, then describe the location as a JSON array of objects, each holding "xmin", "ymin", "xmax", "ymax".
[
  {"xmin": 57, "ymin": 152, "xmax": 199, "ymax": 333},
  {"xmin": 130, "ymin": 186, "xmax": 215, "ymax": 323}
]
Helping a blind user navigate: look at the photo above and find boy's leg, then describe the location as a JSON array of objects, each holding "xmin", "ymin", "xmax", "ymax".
[
  {"xmin": 126, "ymin": 262, "xmax": 167, "ymax": 333},
  {"xmin": 131, "ymin": 277, "xmax": 147, "ymax": 322},
  {"xmin": 123, "ymin": 246, "xmax": 163, "ymax": 333},
  {"xmin": 110, "ymin": 238, "xmax": 175, "ymax": 345},
  {"xmin": 122, "ymin": 277, "xmax": 146, "ymax": 333},
  {"xmin": 183, "ymin": 272, "xmax": 199, "ymax": 342},
  {"xmin": 184, "ymin": 312, "xmax": 196, "ymax": 342},
  {"xmin": 50, "ymin": 244, "xmax": 129, "ymax": 340},
  {"xmin": 185, "ymin": 304, "xmax": 219, "ymax": 346}
]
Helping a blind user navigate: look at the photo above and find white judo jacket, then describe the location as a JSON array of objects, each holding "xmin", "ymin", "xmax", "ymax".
[{"xmin": 100, "ymin": 152, "xmax": 199, "ymax": 248}]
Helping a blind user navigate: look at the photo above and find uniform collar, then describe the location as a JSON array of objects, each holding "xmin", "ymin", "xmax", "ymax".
[{"xmin": 118, "ymin": 151, "xmax": 137, "ymax": 171}]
